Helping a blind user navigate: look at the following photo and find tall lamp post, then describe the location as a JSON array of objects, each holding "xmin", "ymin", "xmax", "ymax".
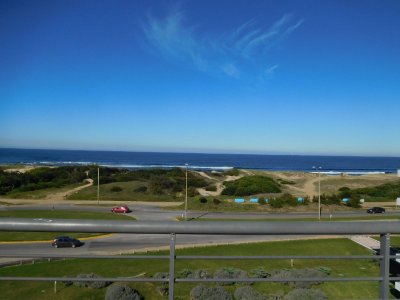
[
  {"xmin": 313, "ymin": 166, "xmax": 322, "ymax": 220},
  {"xmin": 97, "ymin": 167, "xmax": 100, "ymax": 205},
  {"xmin": 184, "ymin": 163, "xmax": 188, "ymax": 221}
]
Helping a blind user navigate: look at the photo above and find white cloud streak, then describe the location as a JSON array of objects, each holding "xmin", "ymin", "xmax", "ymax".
[{"xmin": 142, "ymin": 9, "xmax": 303, "ymax": 79}]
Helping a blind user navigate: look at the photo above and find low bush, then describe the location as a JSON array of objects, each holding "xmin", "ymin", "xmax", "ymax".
[
  {"xmin": 188, "ymin": 186, "xmax": 199, "ymax": 197},
  {"xmin": 199, "ymin": 197, "xmax": 208, "ymax": 204},
  {"xmin": 213, "ymin": 198, "xmax": 221, "ymax": 205},
  {"xmin": 105, "ymin": 284, "xmax": 143, "ymax": 300},
  {"xmin": 272, "ymin": 269, "xmax": 327, "ymax": 288},
  {"xmin": 284, "ymin": 288, "xmax": 327, "ymax": 300},
  {"xmin": 153, "ymin": 272, "xmax": 168, "ymax": 279},
  {"xmin": 258, "ymin": 197, "xmax": 267, "ymax": 205},
  {"xmin": 73, "ymin": 273, "xmax": 112, "ymax": 289},
  {"xmin": 222, "ymin": 176, "xmax": 281, "ymax": 196},
  {"xmin": 224, "ymin": 168, "xmax": 240, "ymax": 176},
  {"xmin": 205, "ymin": 184, "xmax": 217, "ymax": 191},
  {"xmin": 110, "ymin": 186, "xmax": 123, "ymax": 192},
  {"xmin": 190, "ymin": 285, "xmax": 232, "ymax": 300},
  {"xmin": 214, "ymin": 267, "xmax": 249, "ymax": 285},
  {"xmin": 134, "ymin": 186, "xmax": 147, "ymax": 192},
  {"xmin": 234, "ymin": 286, "xmax": 267, "ymax": 300},
  {"xmin": 250, "ymin": 267, "xmax": 270, "ymax": 278},
  {"xmin": 177, "ymin": 269, "xmax": 211, "ymax": 279}
]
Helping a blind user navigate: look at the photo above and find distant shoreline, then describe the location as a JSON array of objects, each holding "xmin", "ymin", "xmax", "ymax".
[{"xmin": 1, "ymin": 148, "xmax": 399, "ymax": 174}]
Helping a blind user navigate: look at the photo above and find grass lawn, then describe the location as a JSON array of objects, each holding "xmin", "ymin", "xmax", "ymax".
[
  {"xmin": 2, "ymin": 183, "xmax": 85, "ymax": 199},
  {"xmin": 0, "ymin": 238, "xmax": 384, "ymax": 299},
  {"xmin": 67, "ymin": 181, "xmax": 179, "ymax": 202},
  {"xmin": 0, "ymin": 210, "xmax": 135, "ymax": 241}
]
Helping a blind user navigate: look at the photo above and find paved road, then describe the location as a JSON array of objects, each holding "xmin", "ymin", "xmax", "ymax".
[
  {"xmin": 0, "ymin": 203, "xmax": 397, "ymax": 259},
  {"xmin": 2, "ymin": 202, "xmax": 398, "ymax": 221}
]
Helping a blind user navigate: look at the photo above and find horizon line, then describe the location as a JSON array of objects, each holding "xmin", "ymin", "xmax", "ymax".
[{"xmin": 1, "ymin": 147, "xmax": 400, "ymax": 159}]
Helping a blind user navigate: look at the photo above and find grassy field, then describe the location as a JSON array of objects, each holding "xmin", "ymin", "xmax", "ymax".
[
  {"xmin": 67, "ymin": 181, "xmax": 180, "ymax": 202},
  {"xmin": 0, "ymin": 210, "xmax": 135, "ymax": 241},
  {"xmin": 0, "ymin": 238, "xmax": 384, "ymax": 299}
]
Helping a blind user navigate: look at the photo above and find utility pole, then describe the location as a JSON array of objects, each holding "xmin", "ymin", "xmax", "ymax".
[
  {"xmin": 313, "ymin": 166, "xmax": 322, "ymax": 221},
  {"xmin": 185, "ymin": 163, "xmax": 188, "ymax": 221},
  {"xmin": 97, "ymin": 167, "xmax": 100, "ymax": 205}
]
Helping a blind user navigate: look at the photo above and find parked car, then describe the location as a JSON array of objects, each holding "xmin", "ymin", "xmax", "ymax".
[
  {"xmin": 367, "ymin": 207, "xmax": 385, "ymax": 214},
  {"xmin": 111, "ymin": 205, "xmax": 131, "ymax": 213},
  {"xmin": 52, "ymin": 236, "xmax": 82, "ymax": 248}
]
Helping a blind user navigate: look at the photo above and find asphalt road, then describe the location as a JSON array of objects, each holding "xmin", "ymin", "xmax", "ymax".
[{"xmin": 0, "ymin": 203, "xmax": 398, "ymax": 259}]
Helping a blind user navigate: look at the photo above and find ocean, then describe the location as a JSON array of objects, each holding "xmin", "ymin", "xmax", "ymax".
[{"xmin": 0, "ymin": 148, "xmax": 399, "ymax": 174}]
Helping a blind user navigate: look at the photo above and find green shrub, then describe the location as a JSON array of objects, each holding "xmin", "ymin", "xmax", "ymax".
[
  {"xmin": 270, "ymin": 198, "xmax": 283, "ymax": 208},
  {"xmin": 134, "ymin": 186, "xmax": 147, "ymax": 192},
  {"xmin": 110, "ymin": 186, "xmax": 123, "ymax": 192},
  {"xmin": 214, "ymin": 267, "xmax": 249, "ymax": 285},
  {"xmin": 224, "ymin": 168, "xmax": 240, "ymax": 176},
  {"xmin": 205, "ymin": 184, "xmax": 217, "ymax": 191},
  {"xmin": 190, "ymin": 285, "xmax": 232, "ymax": 300},
  {"xmin": 105, "ymin": 284, "xmax": 143, "ymax": 300},
  {"xmin": 73, "ymin": 273, "xmax": 112, "ymax": 289},
  {"xmin": 222, "ymin": 176, "xmax": 281, "ymax": 196},
  {"xmin": 272, "ymin": 268, "xmax": 327, "ymax": 288},
  {"xmin": 213, "ymin": 198, "xmax": 221, "ymax": 205},
  {"xmin": 258, "ymin": 197, "xmax": 267, "ymax": 205},
  {"xmin": 284, "ymin": 288, "xmax": 327, "ymax": 300},
  {"xmin": 199, "ymin": 197, "xmax": 208, "ymax": 204},
  {"xmin": 250, "ymin": 267, "xmax": 270, "ymax": 278},
  {"xmin": 234, "ymin": 286, "xmax": 267, "ymax": 300}
]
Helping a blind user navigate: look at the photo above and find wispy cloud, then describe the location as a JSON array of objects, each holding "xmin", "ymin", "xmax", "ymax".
[
  {"xmin": 264, "ymin": 64, "xmax": 279, "ymax": 76},
  {"xmin": 142, "ymin": 8, "xmax": 303, "ymax": 79}
]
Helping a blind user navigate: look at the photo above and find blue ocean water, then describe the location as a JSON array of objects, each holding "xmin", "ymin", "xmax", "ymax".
[{"xmin": 0, "ymin": 148, "xmax": 399, "ymax": 174}]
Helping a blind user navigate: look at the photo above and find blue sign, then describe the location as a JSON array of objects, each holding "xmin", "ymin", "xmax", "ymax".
[
  {"xmin": 250, "ymin": 198, "xmax": 259, "ymax": 203},
  {"xmin": 342, "ymin": 198, "xmax": 350, "ymax": 203},
  {"xmin": 234, "ymin": 198, "xmax": 245, "ymax": 203}
]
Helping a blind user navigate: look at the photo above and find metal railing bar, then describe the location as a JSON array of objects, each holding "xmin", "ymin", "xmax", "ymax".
[
  {"xmin": 176, "ymin": 277, "xmax": 383, "ymax": 283},
  {"xmin": 0, "ymin": 277, "xmax": 167, "ymax": 283},
  {"xmin": 176, "ymin": 255, "xmax": 381, "ymax": 260},
  {"xmin": 0, "ymin": 254, "xmax": 169, "ymax": 260},
  {"xmin": 0, "ymin": 254, "xmax": 380, "ymax": 260},
  {"xmin": 1, "ymin": 219, "xmax": 400, "ymax": 235},
  {"xmin": 0, "ymin": 276, "xmax": 386, "ymax": 283}
]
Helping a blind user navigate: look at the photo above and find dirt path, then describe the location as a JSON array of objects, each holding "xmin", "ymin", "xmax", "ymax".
[
  {"xmin": 195, "ymin": 171, "xmax": 242, "ymax": 197},
  {"xmin": 302, "ymin": 176, "xmax": 321, "ymax": 198},
  {"xmin": 45, "ymin": 179, "xmax": 94, "ymax": 201}
]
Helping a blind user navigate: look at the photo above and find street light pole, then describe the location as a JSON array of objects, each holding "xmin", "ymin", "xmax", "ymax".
[
  {"xmin": 313, "ymin": 166, "xmax": 322, "ymax": 220},
  {"xmin": 97, "ymin": 167, "xmax": 100, "ymax": 206},
  {"xmin": 185, "ymin": 163, "xmax": 188, "ymax": 221}
]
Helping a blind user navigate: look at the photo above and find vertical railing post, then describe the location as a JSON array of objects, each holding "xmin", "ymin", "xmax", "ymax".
[
  {"xmin": 169, "ymin": 233, "xmax": 176, "ymax": 300},
  {"xmin": 380, "ymin": 233, "xmax": 390, "ymax": 299}
]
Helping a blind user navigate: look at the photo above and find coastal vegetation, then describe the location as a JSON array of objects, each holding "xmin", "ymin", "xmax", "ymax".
[
  {"xmin": 338, "ymin": 180, "xmax": 400, "ymax": 202},
  {"xmin": 221, "ymin": 175, "xmax": 281, "ymax": 196},
  {"xmin": 0, "ymin": 238, "xmax": 381, "ymax": 299},
  {"xmin": 0, "ymin": 166, "xmax": 89, "ymax": 195}
]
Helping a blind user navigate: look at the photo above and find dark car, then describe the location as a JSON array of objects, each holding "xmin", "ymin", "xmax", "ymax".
[
  {"xmin": 367, "ymin": 207, "xmax": 385, "ymax": 214},
  {"xmin": 52, "ymin": 236, "xmax": 82, "ymax": 248},
  {"xmin": 111, "ymin": 205, "xmax": 131, "ymax": 213}
]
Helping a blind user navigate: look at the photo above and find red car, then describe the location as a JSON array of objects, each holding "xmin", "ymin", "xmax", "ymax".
[{"xmin": 111, "ymin": 205, "xmax": 131, "ymax": 213}]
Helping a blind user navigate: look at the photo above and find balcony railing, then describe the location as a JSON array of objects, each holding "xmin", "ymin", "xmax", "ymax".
[{"xmin": 1, "ymin": 218, "xmax": 400, "ymax": 299}]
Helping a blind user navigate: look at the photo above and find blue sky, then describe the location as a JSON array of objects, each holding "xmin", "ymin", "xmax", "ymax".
[{"xmin": 0, "ymin": 0, "xmax": 399, "ymax": 156}]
